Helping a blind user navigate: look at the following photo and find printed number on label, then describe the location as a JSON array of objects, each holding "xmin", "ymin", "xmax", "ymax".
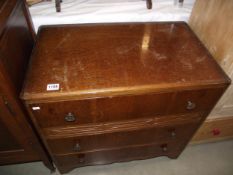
[{"xmin": 47, "ymin": 84, "xmax": 60, "ymax": 91}]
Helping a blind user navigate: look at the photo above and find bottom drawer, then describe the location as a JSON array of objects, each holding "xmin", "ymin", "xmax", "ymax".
[
  {"xmin": 48, "ymin": 121, "xmax": 198, "ymax": 155},
  {"xmin": 55, "ymin": 141, "xmax": 183, "ymax": 173},
  {"xmin": 47, "ymin": 114, "xmax": 201, "ymax": 155}
]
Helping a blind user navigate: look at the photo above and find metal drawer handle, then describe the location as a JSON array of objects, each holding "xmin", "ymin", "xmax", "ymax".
[
  {"xmin": 77, "ymin": 154, "xmax": 85, "ymax": 163},
  {"xmin": 64, "ymin": 112, "xmax": 76, "ymax": 122},
  {"xmin": 79, "ymin": 157, "xmax": 85, "ymax": 163},
  {"xmin": 162, "ymin": 146, "xmax": 168, "ymax": 152},
  {"xmin": 171, "ymin": 131, "xmax": 176, "ymax": 138},
  {"xmin": 186, "ymin": 101, "xmax": 196, "ymax": 110},
  {"xmin": 73, "ymin": 143, "xmax": 81, "ymax": 152},
  {"xmin": 161, "ymin": 144, "xmax": 168, "ymax": 152}
]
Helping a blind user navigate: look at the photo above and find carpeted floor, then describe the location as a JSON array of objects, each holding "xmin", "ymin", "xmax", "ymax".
[{"xmin": 0, "ymin": 140, "xmax": 233, "ymax": 175}]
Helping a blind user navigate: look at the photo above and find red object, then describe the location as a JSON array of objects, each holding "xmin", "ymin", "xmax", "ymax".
[{"xmin": 212, "ymin": 128, "xmax": 221, "ymax": 136}]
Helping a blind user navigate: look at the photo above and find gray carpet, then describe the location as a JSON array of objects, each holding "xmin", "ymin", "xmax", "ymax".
[{"xmin": 0, "ymin": 140, "xmax": 233, "ymax": 175}]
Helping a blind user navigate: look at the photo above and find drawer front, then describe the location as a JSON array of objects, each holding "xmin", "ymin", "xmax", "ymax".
[
  {"xmin": 47, "ymin": 121, "xmax": 198, "ymax": 155},
  {"xmin": 169, "ymin": 88, "xmax": 223, "ymax": 114},
  {"xmin": 54, "ymin": 141, "xmax": 182, "ymax": 173},
  {"xmin": 29, "ymin": 88, "xmax": 222, "ymax": 128},
  {"xmin": 29, "ymin": 92, "xmax": 173, "ymax": 128}
]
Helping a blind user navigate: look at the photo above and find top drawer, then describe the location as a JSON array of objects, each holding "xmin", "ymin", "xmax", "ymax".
[{"xmin": 29, "ymin": 88, "xmax": 223, "ymax": 128}]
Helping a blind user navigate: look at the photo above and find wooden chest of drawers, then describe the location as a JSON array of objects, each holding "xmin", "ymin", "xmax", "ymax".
[{"xmin": 21, "ymin": 22, "xmax": 230, "ymax": 173}]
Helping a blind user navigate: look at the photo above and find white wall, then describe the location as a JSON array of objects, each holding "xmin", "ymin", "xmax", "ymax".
[{"xmin": 29, "ymin": 0, "xmax": 195, "ymax": 32}]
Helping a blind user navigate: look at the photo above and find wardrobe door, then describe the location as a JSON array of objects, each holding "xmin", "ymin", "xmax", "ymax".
[{"xmin": 0, "ymin": 95, "xmax": 40, "ymax": 164}]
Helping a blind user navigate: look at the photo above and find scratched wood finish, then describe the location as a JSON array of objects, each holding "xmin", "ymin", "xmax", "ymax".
[
  {"xmin": 21, "ymin": 22, "xmax": 230, "ymax": 174},
  {"xmin": 21, "ymin": 22, "xmax": 229, "ymax": 102},
  {"xmin": 0, "ymin": 0, "xmax": 53, "ymax": 169},
  {"xmin": 189, "ymin": 0, "xmax": 233, "ymax": 119}
]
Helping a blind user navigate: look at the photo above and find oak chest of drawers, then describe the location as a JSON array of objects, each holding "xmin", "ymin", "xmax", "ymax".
[{"xmin": 21, "ymin": 22, "xmax": 230, "ymax": 173}]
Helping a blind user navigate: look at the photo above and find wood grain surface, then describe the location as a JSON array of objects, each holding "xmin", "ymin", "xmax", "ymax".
[
  {"xmin": 21, "ymin": 22, "xmax": 230, "ymax": 102},
  {"xmin": 189, "ymin": 0, "xmax": 233, "ymax": 119},
  {"xmin": 192, "ymin": 116, "xmax": 233, "ymax": 144},
  {"xmin": 21, "ymin": 22, "xmax": 230, "ymax": 174}
]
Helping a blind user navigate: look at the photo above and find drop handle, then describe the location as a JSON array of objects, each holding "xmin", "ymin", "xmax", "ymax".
[
  {"xmin": 186, "ymin": 101, "xmax": 196, "ymax": 110},
  {"xmin": 64, "ymin": 112, "xmax": 76, "ymax": 122}
]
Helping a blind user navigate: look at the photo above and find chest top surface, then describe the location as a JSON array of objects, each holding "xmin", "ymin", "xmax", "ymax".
[{"xmin": 21, "ymin": 22, "xmax": 230, "ymax": 102}]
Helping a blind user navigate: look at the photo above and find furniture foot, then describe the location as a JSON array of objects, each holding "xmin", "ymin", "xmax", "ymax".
[
  {"xmin": 55, "ymin": 0, "xmax": 61, "ymax": 12},
  {"xmin": 167, "ymin": 153, "xmax": 180, "ymax": 159},
  {"xmin": 146, "ymin": 0, "xmax": 152, "ymax": 9}
]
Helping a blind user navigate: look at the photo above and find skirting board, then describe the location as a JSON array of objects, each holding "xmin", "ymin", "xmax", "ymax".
[{"xmin": 191, "ymin": 116, "xmax": 233, "ymax": 144}]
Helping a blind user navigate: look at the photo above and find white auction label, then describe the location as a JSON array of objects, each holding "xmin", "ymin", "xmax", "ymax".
[
  {"xmin": 47, "ymin": 84, "xmax": 60, "ymax": 91},
  {"xmin": 32, "ymin": 106, "xmax": 40, "ymax": 110}
]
